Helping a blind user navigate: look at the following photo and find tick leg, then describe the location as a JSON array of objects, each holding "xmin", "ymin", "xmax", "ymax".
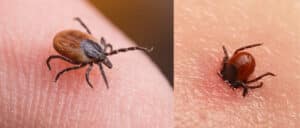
[
  {"xmin": 100, "ymin": 37, "xmax": 113, "ymax": 53},
  {"xmin": 74, "ymin": 17, "xmax": 92, "ymax": 34},
  {"xmin": 220, "ymin": 46, "xmax": 229, "ymax": 76},
  {"xmin": 222, "ymin": 46, "xmax": 229, "ymax": 63},
  {"xmin": 85, "ymin": 63, "xmax": 94, "ymax": 88},
  {"xmin": 246, "ymin": 72, "xmax": 275, "ymax": 83},
  {"xmin": 233, "ymin": 43, "xmax": 263, "ymax": 55},
  {"xmin": 55, "ymin": 64, "xmax": 87, "ymax": 82},
  {"xmin": 105, "ymin": 46, "xmax": 153, "ymax": 56},
  {"xmin": 246, "ymin": 82, "xmax": 263, "ymax": 89},
  {"xmin": 98, "ymin": 63, "xmax": 109, "ymax": 89},
  {"xmin": 234, "ymin": 82, "xmax": 249, "ymax": 97},
  {"xmin": 46, "ymin": 55, "xmax": 77, "ymax": 70},
  {"xmin": 242, "ymin": 85, "xmax": 248, "ymax": 97},
  {"xmin": 232, "ymin": 81, "xmax": 248, "ymax": 97}
]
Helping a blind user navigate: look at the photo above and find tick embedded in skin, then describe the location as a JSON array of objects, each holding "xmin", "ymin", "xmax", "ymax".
[
  {"xmin": 46, "ymin": 17, "xmax": 153, "ymax": 88},
  {"xmin": 218, "ymin": 43, "xmax": 275, "ymax": 97}
]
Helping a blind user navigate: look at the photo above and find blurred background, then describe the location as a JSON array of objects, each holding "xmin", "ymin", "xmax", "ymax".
[{"xmin": 89, "ymin": 0, "xmax": 173, "ymax": 86}]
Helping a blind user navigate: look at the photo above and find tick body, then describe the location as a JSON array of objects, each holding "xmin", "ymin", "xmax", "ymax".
[
  {"xmin": 219, "ymin": 43, "xmax": 275, "ymax": 97},
  {"xmin": 47, "ymin": 17, "xmax": 152, "ymax": 88}
]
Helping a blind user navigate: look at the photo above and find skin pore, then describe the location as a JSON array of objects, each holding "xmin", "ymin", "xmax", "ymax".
[
  {"xmin": 175, "ymin": 0, "xmax": 300, "ymax": 127},
  {"xmin": 0, "ymin": 0, "xmax": 172, "ymax": 128}
]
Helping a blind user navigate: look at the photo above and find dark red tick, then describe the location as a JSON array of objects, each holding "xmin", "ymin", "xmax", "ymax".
[
  {"xmin": 46, "ymin": 17, "xmax": 153, "ymax": 89},
  {"xmin": 218, "ymin": 43, "xmax": 275, "ymax": 97}
]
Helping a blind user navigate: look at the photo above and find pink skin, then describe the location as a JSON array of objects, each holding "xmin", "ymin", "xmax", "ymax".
[
  {"xmin": 175, "ymin": 0, "xmax": 300, "ymax": 127},
  {"xmin": 0, "ymin": 0, "xmax": 172, "ymax": 128}
]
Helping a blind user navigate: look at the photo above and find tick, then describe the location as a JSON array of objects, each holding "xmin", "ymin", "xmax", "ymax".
[
  {"xmin": 218, "ymin": 43, "xmax": 275, "ymax": 97},
  {"xmin": 46, "ymin": 17, "xmax": 153, "ymax": 88}
]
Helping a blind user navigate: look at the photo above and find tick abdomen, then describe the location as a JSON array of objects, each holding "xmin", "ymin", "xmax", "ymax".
[
  {"xmin": 53, "ymin": 30, "xmax": 96, "ymax": 63},
  {"xmin": 229, "ymin": 52, "xmax": 255, "ymax": 81}
]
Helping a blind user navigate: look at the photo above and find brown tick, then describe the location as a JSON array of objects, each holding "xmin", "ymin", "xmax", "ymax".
[
  {"xmin": 46, "ymin": 17, "xmax": 153, "ymax": 88},
  {"xmin": 219, "ymin": 43, "xmax": 275, "ymax": 97}
]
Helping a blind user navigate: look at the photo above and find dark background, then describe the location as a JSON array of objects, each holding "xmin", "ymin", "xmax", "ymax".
[{"xmin": 89, "ymin": 0, "xmax": 173, "ymax": 86}]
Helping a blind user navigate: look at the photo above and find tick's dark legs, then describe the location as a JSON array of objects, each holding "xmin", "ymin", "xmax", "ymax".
[
  {"xmin": 242, "ymin": 85, "xmax": 248, "ymax": 97},
  {"xmin": 246, "ymin": 72, "xmax": 276, "ymax": 83},
  {"xmin": 100, "ymin": 37, "xmax": 113, "ymax": 53},
  {"xmin": 46, "ymin": 55, "xmax": 78, "ymax": 70},
  {"xmin": 246, "ymin": 82, "xmax": 263, "ymax": 89},
  {"xmin": 85, "ymin": 63, "xmax": 94, "ymax": 88},
  {"xmin": 222, "ymin": 46, "xmax": 229, "ymax": 63},
  {"xmin": 105, "ymin": 46, "xmax": 153, "ymax": 56},
  {"xmin": 218, "ymin": 46, "xmax": 229, "ymax": 78},
  {"xmin": 233, "ymin": 43, "xmax": 263, "ymax": 55},
  {"xmin": 232, "ymin": 81, "xmax": 248, "ymax": 97},
  {"xmin": 99, "ymin": 37, "xmax": 153, "ymax": 56},
  {"xmin": 243, "ymin": 82, "xmax": 263, "ymax": 97},
  {"xmin": 55, "ymin": 64, "xmax": 87, "ymax": 82},
  {"xmin": 74, "ymin": 17, "xmax": 92, "ymax": 34},
  {"xmin": 98, "ymin": 63, "xmax": 109, "ymax": 89},
  {"xmin": 232, "ymin": 81, "xmax": 261, "ymax": 97},
  {"xmin": 232, "ymin": 82, "xmax": 248, "ymax": 97}
]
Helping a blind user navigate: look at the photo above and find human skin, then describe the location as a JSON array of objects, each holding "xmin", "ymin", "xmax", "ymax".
[
  {"xmin": 0, "ymin": 0, "xmax": 172, "ymax": 128},
  {"xmin": 175, "ymin": 0, "xmax": 300, "ymax": 128}
]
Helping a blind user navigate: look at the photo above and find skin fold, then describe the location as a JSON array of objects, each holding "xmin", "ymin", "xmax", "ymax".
[
  {"xmin": 175, "ymin": 0, "xmax": 300, "ymax": 128},
  {"xmin": 0, "ymin": 0, "xmax": 173, "ymax": 128}
]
